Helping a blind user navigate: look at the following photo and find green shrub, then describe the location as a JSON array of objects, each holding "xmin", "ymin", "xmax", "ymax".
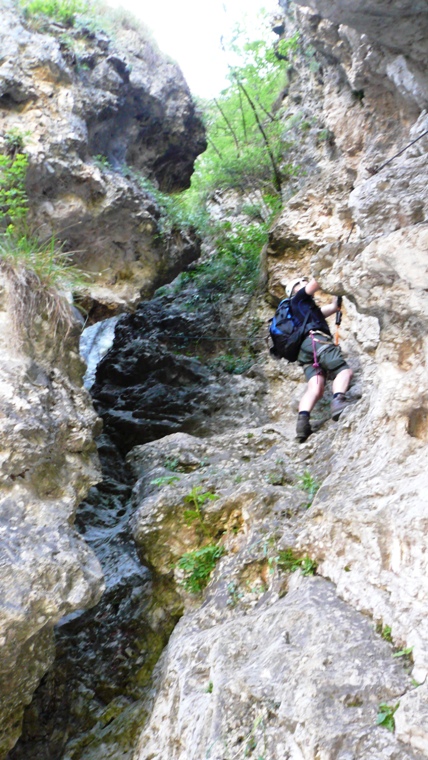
[
  {"xmin": 188, "ymin": 24, "xmax": 299, "ymax": 199},
  {"xmin": 182, "ymin": 486, "xmax": 219, "ymax": 540},
  {"xmin": 129, "ymin": 172, "xmax": 209, "ymax": 239},
  {"xmin": 0, "ymin": 151, "xmax": 84, "ymax": 293},
  {"xmin": 0, "ymin": 231, "xmax": 84, "ymax": 290},
  {"xmin": 150, "ymin": 476, "xmax": 180, "ymax": 487},
  {"xmin": 4, "ymin": 128, "xmax": 29, "ymax": 156},
  {"xmin": 179, "ymin": 220, "xmax": 267, "ymax": 300},
  {"xmin": 376, "ymin": 623, "xmax": 392, "ymax": 642},
  {"xmin": 300, "ymin": 557, "xmax": 318, "ymax": 576},
  {"xmin": 19, "ymin": 0, "xmax": 89, "ymax": 26},
  {"xmin": 19, "ymin": 0, "xmax": 155, "ymax": 44},
  {"xmin": 177, "ymin": 544, "xmax": 225, "ymax": 594},
  {"xmin": 0, "ymin": 150, "xmax": 85, "ymax": 338},
  {"xmin": 208, "ymin": 352, "xmax": 255, "ymax": 375},
  {"xmin": 393, "ymin": 646, "xmax": 413, "ymax": 659},
  {"xmin": 0, "ymin": 153, "xmax": 29, "ymax": 224},
  {"xmin": 277, "ymin": 549, "xmax": 302, "ymax": 573},
  {"xmin": 93, "ymin": 154, "xmax": 111, "ymax": 170},
  {"xmin": 0, "ymin": 232, "xmax": 87, "ymax": 339}
]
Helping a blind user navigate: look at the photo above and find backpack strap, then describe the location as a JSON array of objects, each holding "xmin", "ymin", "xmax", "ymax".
[{"xmin": 290, "ymin": 299, "xmax": 311, "ymax": 338}]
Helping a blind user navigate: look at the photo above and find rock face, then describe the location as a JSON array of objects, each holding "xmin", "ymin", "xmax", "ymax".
[
  {"xmin": 5, "ymin": 0, "xmax": 428, "ymax": 758},
  {"xmin": 265, "ymin": 5, "xmax": 428, "ymax": 754},
  {"xmin": 295, "ymin": 0, "xmax": 428, "ymax": 96},
  {"xmin": 135, "ymin": 577, "xmax": 419, "ymax": 760},
  {"xmin": 0, "ymin": 3, "xmax": 207, "ymax": 756},
  {"xmin": 0, "ymin": 0, "xmax": 205, "ymax": 311},
  {"xmin": 0, "ymin": 269, "xmax": 103, "ymax": 758},
  {"xmin": 129, "ymin": 428, "xmax": 423, "ymax": 760},
  {"xmin": 94, "ymin": 1, "xmax": 428, "ymax": 758},
  {"xmin": 91, "ymin": 287, "xmax": 269, "ymax": 454},
  {"xmin": 6, "ymin": 273, "xmax": 270, "ymax": 759},
  {"xmin": 6, "ymin": 433, "xmax": 177, "ymax": 760}
]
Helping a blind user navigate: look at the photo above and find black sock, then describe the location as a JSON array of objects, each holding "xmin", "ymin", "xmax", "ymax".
[
  {"xmin": 333, "ymin": 392, "xmax": 345, "ymax": 399},
  {"xmin": 298, "ymin": 411, "xmax": 310, "ymax": 417}
]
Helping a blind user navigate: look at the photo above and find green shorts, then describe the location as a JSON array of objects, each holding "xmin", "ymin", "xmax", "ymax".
[{"xmin": 298, "ymin": 334, "xmax": 349, "ymax": 381}]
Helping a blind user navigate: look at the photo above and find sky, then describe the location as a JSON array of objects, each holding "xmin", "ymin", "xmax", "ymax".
[{"xmin": 105, "ymin": 0, "xmax": 279, "ymax": 98}]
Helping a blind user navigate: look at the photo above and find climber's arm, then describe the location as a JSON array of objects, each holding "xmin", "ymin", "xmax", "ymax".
[
  {"xmin": 304, "ymin": 278, "xmax": 321, "ymax": 296},
  {"xmin": 321, "ymin": 297, "xmax": 340, "ymax": 317},
  {"xmin": 304, "ymin": 279, "xmax": 340, "ymax": 316}
]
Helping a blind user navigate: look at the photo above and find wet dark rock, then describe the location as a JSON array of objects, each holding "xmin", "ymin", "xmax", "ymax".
[
  {"xmin": 91, "ymin": 290, "xmax": 269, "ymax": 455},
  {"xmin": 8, "ymin": 436, "xmax": 181, "ymax": 760}
]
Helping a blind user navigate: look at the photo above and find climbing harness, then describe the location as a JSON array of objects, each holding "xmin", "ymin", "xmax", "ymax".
[
  {"xmin": 310, "ymin": 331, "xmax": 331, "ymax": 383},
  {"xmin": 335, "ymin": 296, "xmax": 342, "ymax": 346}
]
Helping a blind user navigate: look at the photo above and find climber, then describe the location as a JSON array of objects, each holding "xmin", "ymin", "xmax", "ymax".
[{"xmin": 283, "ymin": 276, "xmax": 353, "ymax": 442}]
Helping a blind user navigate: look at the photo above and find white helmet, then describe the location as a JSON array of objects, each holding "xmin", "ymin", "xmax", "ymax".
[{"xmin": 284, "ymin": 277, "xmax": 308, "ymax": 298}]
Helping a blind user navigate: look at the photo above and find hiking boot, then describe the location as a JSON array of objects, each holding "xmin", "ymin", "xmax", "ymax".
[
  {"xmin": 296, "ymin": 414, "xmax": 312, "ymax": 442},
  {"xmin": 331, "ymin": 393, "xmax": 349, "ymax": 421}
]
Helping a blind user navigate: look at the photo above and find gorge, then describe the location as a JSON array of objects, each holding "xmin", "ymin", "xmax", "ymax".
[{"xmin": 0, "ymin": 1, "xmax": 428, "ymax": 759}]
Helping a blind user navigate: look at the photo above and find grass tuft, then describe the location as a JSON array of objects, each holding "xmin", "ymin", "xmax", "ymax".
[
  {"xmin": 0, "ymin": 145, "xmax": 86, "ymax": 343},
  {"xmin": 0, "ymin": 231, "xmax": 86, "ymax": 342}
]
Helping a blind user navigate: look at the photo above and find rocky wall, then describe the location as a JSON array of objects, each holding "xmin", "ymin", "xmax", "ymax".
[
  {"xmin": 122, "ymin": 1, "xmax": 428, "ymax": 758},
  {"xmin": 4, "ymin": 0, "xmax": 428, "ymax": 758},
  {"xmin": 0, "ymin": 269, "xmax": 104, "ymax": 757},
  {"xmin": 0, "ymin": 0, "xmax": 205, "ymax": 311},
  {"xmin": 0, "ymin": 1, "xmax": 207, "ymax": 755}
]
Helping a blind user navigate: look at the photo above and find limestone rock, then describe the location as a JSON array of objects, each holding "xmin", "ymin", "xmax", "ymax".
[
  {"xmin": 6, "ymin": 431, "xmax": 172, "ymax": 760},
  {"xmin": 297, "ymin": 398, "xmax": 428, "ymax": 677},
  {"xmin": 126, "ymin": 3, "xmax": 428, "ymax": 758},
  {"xmin": 0, "ymin": 270, "xmax": 104, "ymax": 757},
  {"xmin": 294, "ymin": 0, "xmax": 428, "ymax": 85},
  {"xmin": 0, "ymin": 1, "xmax": 206, "ymax": 309},
  {"xmin": 134, "ymin": 576, "xmax": 422, "ymax": 760},
  {"xmin": 261, "ymin": 4, "xmax": 428, "ymax": 755},
  {"xmin": 129, "ymin": 427, "xmax": 302, "ymax": 595},
  {"xmin": 125, "ymin": 419, "xmax": 428, "ymax": 760},
  {"xmin": 396, "ymin": 682, "xmax": 428, "ymax": 756},
  {"xmin": 8, "ymin": 0, "xmax": 428, "ymax": 757}
]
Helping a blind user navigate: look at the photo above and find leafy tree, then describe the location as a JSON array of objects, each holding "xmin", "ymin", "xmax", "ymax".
[
  {"xmin": 157, "ymin": 19, "xmax": 301, "ymax": 318},
  {"xmin": 188, "ymin": 23, "xmax": 299, "ymax": 207}
]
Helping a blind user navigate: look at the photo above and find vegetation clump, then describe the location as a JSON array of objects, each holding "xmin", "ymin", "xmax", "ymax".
[
  {"xmin": 190, "ymin": 27, "xmax": 300, "ymax": 199},
  {"xmin": 19, "ymin": 0, "xmax": 90, "ymax": 26},
  {"xmin": 0, "ymin": 140, "xmax": 84, "ymax": 340},
  {"xmin": 175, "ymin": 486, "xmax": 226, "ymax": 594},
  {"xmin": 177, "ymin": 544, "xmax": 225, "ymax": 594},
  {"xmin": 0, "ymin": 152, "xmax": 29, "ymax": 222},
  {"xmin": 376, "ymin": 702, "xmax": 399, "ymax": 732},
  {"xmin": 142, "ymin": 19, "xmax": 301, "ymax": 375},
  {"xmin": 18, "ymin": 0, "xmax": 156, "ymax": 45},
  {"xmin": 277, "ymin": 548, "xmax": 317, "ymax": 576},
  {"xmin": 297, "ymin": 470, "xmax": 320, "ymax": 509},
  {"xmin": 183, "ymin": 486, "xmax": 219, "ymax": 535},
  {"xmin": 376, "ymin": 623, "xmax": 393, "ymax": 642}
]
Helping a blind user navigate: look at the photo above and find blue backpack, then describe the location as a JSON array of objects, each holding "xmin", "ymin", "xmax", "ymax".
[{"xmin": 269, "ymin": 298, "xmax": 310, "ymax": 362}]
